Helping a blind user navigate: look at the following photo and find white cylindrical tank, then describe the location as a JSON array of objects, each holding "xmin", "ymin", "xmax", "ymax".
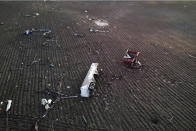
[{"xmin": 80, "ymin": 63, "xmax": 99, "ymax": 97}]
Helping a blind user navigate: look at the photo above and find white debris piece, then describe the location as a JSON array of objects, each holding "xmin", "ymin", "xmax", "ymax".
[
  {"xmin": 45, "ymin": 104, "xmax": 50, "ymax": 110},
  {"xmin": 80, "ymin": 63, "xmax": 99, "ymax": 97},
  {"xmin": 94, "ymin": 20, "xmax": 109, "ymax": 27},
  {"xmin": 47, "ymin": 99, "xmax": 52, "ymax": 104},
  {"xmin": 41, "ymin": 98, "xmax": 47, "ymax": 106},
  {"xmin": 6, "ymin": 100, "xmax": 12, "ymax": 112},
  {"xmin": 136, "ymin": 61, "xmax": 141, "ymax": 66},
  {"xmin": 41, "ymin": 98, "xmax": 52, "ymax": 110}
]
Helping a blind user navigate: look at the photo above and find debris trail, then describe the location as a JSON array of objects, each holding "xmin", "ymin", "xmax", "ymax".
[{"xmin": 34, "ymin": 88, "xmax": 79, "ymax": 130}]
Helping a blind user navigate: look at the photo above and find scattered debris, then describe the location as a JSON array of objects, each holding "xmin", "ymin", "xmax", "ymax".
[
  {"xmin": 94, "ymin": 19, "xmax": 109, "ymax": 27},
  {"xmin": 49, "ymin": 64, "xmax": 55, "ymax": 68},
  {"xmin": 35, "ymin": 87, "xmax": 79, "ymax": 130},
  {"xmin": 41, "ymin": 98, "xmax": 52, "ymax": 110},
  {"xmin": 41, "ymin": 99, "xmax": 47, "ymax": 105},
  {"xmin": 35, "ymin": 29, "xmax": 52, "ymax": 38},
  {"xmin": 112, "ymin": 75, "xmax": 123, "ymax": 80},
  {"xmin": 6, "ymin": 100, "xmax": 12, "ymax": 112},
  {"xmin": 24, "ymin": 28, "xmax": 52, "ymax": 38},
  {"xmin": 73, "ymin": 33, "xmax": 85, "ymax": 38},
  {"xmin": 24, "ymin": 13, "xmax": 40, "ymax": 17},
  {"xmin": 123, "ymin": 49, "xmax": 142, "ymax": 68},
  {"xmin": 40, "ymin": 88, "xmax": 65, "ymax": 99},
  {"xmin": 43, "ymin": 31, "xmax": 51, "ymax": 35},
  {"xmin": 32, "ymin": 59, "xmax": 40, "ymax": 65},
  {"xmin": 43, "ymin": 30, "xmax": 52, "ymax": 37},
  {"xmin": 42, "ymin": 42, "xmax": 49, "ymax": 46},
  {"xmin": 89, "ymin": 28, "xmax": 109, "ymax": 33},
  {"xmin": 42, "ymin": 40, "xmax": 58, "ymax": 47},
  {"xmin": 24, "ymin": 30, "xmax": 32, "ymax": 35},
  {"xmin": 80, "ymin": 63, "xmax": 99, "ymax": 97}
]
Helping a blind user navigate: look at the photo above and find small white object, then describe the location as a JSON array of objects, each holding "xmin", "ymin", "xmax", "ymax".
[
  {"xmin": 0, "ymin": 101, "xmax": 3, "ymax": 105},
  {"xmin": 47, "ymin": 99, "xmax": 52, "ymax": 104},
  {"xmin": 41, "ymin": 98, "xmax": 47, "ymax": 106},
  {"xmin": 6, "ymin": 100, "xmax": 12, "ymax": 112},
  {"xmin": 80, "ymin": 63, "xmax": 99, "ymax": 97},
  {"xmin": 45, "ymin": 104, "xmax": 50, "ymax": 110},
  {"xmin": 124, "ymin": 53, "xmax": 132, "ymax": 58},
  {"xmin": 137, "ymin": 61, "xmax": 141, "ymax": 66},
  {"xmin": 84, "ymin": 10, "xmax": 88, "ymax": 13}
]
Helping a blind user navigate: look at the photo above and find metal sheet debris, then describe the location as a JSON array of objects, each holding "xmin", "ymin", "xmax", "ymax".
[
  {"xmin": 32, "ymin": 59, "xmax": 40, "ymax": 65},
  {"xmin": 41, "ymin": 98, "xmax": 52, "ymax": 110},
  {"xmin": 123, "ymin": 49, "xmax": 142, "ymax": 68},
  {"xmin": 112, "ymin": 75, "xmax": 123, "ymax": 80}
]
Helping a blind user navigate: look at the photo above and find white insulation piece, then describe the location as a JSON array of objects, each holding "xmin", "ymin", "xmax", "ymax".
[
  {"xmin": 80, "ymin": 63, "xmax": 99, "ymax": 97},
  {"xmin": 6, "ymin": 100, "xmax": 12, "ymax": 112}
]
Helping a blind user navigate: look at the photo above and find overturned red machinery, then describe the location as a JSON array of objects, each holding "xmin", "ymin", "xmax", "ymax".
[{"xmin": 123, "ymin": 49, "xmax": 141, "ymax": 67}]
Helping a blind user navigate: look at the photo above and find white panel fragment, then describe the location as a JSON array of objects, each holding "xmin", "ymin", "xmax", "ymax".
[
  {"xmin": 6, "ymin": 100, "xmax": 12, "ymax": 112},
  {"xmin": 41, "ymin": 98, "xmax": 47, "ymax": 106}
]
